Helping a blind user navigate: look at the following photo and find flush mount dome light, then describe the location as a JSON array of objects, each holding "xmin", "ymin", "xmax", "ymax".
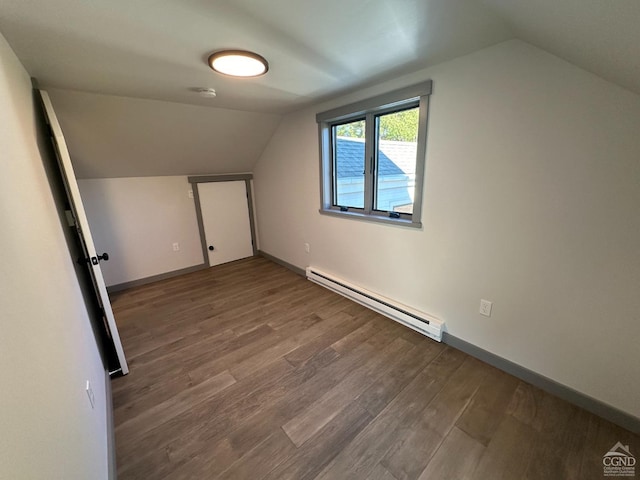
[{"xmin": 208, "ymin": 50, "xmax": 269, "ymax": 77}]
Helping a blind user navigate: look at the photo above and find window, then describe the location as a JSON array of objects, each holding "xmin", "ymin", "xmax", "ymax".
[{"xmin": 317, "ymin": 81, "xmax": 431, "ymax": 227}]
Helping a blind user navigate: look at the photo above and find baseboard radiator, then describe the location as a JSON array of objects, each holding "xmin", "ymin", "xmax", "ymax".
[{"xmin": 306, "ymin": 267, "xmax": 444, "ymax": 342}]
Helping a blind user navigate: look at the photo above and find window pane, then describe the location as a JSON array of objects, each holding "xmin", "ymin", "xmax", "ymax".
[
  {"xmin": 333, "ymin": 119, "xmax": 365, "ymax": 209},
  {"xmin": 374, "ymin": 107, "xmax": 419, "ymax": 214}
]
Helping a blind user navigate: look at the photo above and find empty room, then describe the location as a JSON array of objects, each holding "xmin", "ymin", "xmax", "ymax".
[{"xmin": 1, "ymin": 1, "xmax": 639, "ymax": 479}]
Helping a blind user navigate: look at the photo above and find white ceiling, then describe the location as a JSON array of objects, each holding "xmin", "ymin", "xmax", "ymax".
[
  {"xmin": 46, "ymin": 88, "xmax": 281, "ymax": 178},
  {"xmin": 2, "ymin": 0, "xmax": 639, "ymax": 114},
  {"xmin": 0, "ymin": 0, "xmax": 514, "ymax": 113},
  {"xmin": 480, "ymin": 0, "xmax": 640, "ymax": 97},
  {"xmin": 1, "ymin": 0, "xmax": 639, "ymax": 177}
]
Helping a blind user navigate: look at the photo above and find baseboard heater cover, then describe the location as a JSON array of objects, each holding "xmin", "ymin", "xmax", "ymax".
[{"xmin": 306, "ymin": 267, "xmax": 444, "ymax": 342}]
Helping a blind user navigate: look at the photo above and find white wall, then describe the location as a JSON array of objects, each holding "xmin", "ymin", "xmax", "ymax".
[
  {"xmin": 78, "ymin": 176, "xmax": 204, "ymax": 287},
  {"xmin": 0, "ymin": 32, "xmax": 109, "ymax": 479},
  {"xmin": 253, "ymin": 40, "xmax": 640, "ymax": 419}
]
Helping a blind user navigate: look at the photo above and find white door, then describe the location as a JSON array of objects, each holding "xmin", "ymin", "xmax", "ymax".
[
  {"xmin": 198, "ymin": 181, "xmax": 254, "ymax": 267},
  {"xmin": 38, "ymin": 90, "xmax": 129, "ymax": 375}
]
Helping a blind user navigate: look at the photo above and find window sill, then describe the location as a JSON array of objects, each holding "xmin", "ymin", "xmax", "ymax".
[{"xmin": 318, "ymin": 208, "xmax": 422, "ymax": 229}]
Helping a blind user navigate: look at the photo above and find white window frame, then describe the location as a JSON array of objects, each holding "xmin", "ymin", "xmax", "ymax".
[{"xmin": 316, "ymin": 81, "xmax": 432, "ymax": 228}]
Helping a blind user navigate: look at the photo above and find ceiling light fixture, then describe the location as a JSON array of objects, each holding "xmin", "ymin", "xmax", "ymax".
[{"xmin": 208, "ymin": 50, "xmax": 269, "ymax": 78}]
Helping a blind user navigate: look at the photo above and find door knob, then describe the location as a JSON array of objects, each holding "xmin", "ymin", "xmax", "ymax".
[
  {"xmin": 79, "ymin": 253, "xmax": 109, "ymax": 265},
  {"xmin": 208, "ymin": 245, "xmax": 214, "ymax": 251}
]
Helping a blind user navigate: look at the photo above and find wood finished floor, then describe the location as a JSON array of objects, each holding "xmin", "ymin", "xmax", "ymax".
[{"xmin": 111, "ymin": 257, "xmax": 638, "ymax": 480}]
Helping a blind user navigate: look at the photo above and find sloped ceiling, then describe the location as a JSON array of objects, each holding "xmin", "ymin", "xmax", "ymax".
[
  {"xmin": 46, "ymin": 89, "xmax": 281, "ymax": 179},
  {"xmin": 480, "ymin": 0, "xmax": 640, "ymax": 96},
  {"xmin": 1, "ymin": 0, "xmax": 639, "ymax": 177},
  {"xmin": 0, "ymin": 0, "xmax": 513, "ymax": 113}
]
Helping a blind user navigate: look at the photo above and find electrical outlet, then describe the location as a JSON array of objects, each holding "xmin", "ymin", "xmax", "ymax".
[
  {"xmin": 304, "ymin": 242, "xmax": 310, "ymax": 253},
  {"xmin": 479, "ymin": 299, "xmax": 493, "ymax": 317},
  {"xmin": 172, "ymin": 242, "xmax": 180, "ymax": 251},
  {"xmin": 188, "ymin": 189, "xmax": 194, "ymax": 199},
  {"xmin": 86, "ymin": 380, "xmax": 95, "ymax": 409}
]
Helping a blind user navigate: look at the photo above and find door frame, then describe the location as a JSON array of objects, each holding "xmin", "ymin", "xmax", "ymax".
[
  {"xmin": 188, "ymin": 174, "xmax": 258, "ymax": 266},
  {"xmin": 38, "ymin": 89, "xmax": 129, "ymax": 376}
]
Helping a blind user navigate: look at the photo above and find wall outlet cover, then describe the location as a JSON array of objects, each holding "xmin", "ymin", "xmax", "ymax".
[{"xmin": 479, "ymin": 299, "xmax": 493, "ymax": 317}]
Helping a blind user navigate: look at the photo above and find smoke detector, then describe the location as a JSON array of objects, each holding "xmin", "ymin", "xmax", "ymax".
[{"xmin": 197, "ymin": 88, "xmax": 217, "ymax": 98}]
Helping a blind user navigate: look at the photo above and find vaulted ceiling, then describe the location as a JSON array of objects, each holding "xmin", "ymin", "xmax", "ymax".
[
  {"xmin": 0, "ymin": 0, "xmax": 515, "ymax": 113},
  {"xmin": 1, "ymin": 0, "xmax": 639, "ymax": 176}
]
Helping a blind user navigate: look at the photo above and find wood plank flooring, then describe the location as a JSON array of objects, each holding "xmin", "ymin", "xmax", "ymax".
[{"xmin": 110, "ymin": 257, "xmax": 639, "ymax": 479}]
